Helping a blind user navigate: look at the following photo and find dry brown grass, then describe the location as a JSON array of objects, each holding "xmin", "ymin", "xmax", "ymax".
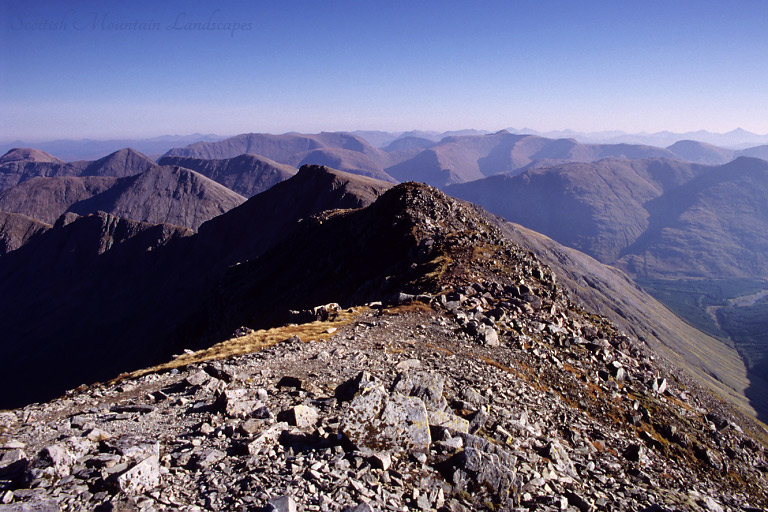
[
  {"xmin": 114, "ymin": 307, "xmax": 365, "ymax": 382},
  {"xmin": 381, "ymin": 302, "xmax": 434, "ymax": 315},
  {"xmin": 425, "ymin": 343, "xmax": 455, "ymax": 356}
]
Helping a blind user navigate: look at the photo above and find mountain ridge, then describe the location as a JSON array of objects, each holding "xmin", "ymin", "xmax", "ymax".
[
  {"xmin": 157, "ymin": 153, "xmax": 297, "ymax": 197},
  {"xmin": 0, "ymin": 166, "xmax": 246, "ymax": 230},
  {"xmin": 447, "ymin": 156, "xmax": 768, "ymax": 279},
  {"xmin": 0, "ymin": 147, "xmax": 155, "ymax": 193}
]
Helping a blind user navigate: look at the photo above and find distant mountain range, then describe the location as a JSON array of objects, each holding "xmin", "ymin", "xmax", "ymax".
[
  {"xmin": 161, "ymin": 130, "xmax": 768, "ymax": 189},
  {"xmin": 354, "ymin": 127, "xmax": 768, "ymax": 149},
  {"xmin": 0, "ymin": 134, "xmax": 226, "ymax": 161},
  {"xmin": 7, "ymin": 126, "xmax": 767, "ymax": 164},
  {"xmin": 0, "ymin": 147, "xmax": 155, "ymax": 191},
  {"xmin": 0, "ymin": 148, "xmax": 245, "ymax": 230},
  {"xmin": 2, "ymin": 132, "xmax": 768, "ymax": 418},
  {"xmin": 162, "ymin": 132, "xmax": 398, "ymax": 183},
  {"xmin": 505, "ymin": 127, "xmax": 768, "ymax": 149},
  {"xmin": 6, "ymin": 133, "xmax": 768, "ymax": 272}
]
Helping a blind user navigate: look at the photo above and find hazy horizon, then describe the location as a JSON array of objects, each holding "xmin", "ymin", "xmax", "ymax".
[
  {"xmin": 4, "ymin": 126, "xmax": 768, "ymax": 146},
  {"xmin": 3, "ymin": 0, "xmax": 768, "ymax": 140}
]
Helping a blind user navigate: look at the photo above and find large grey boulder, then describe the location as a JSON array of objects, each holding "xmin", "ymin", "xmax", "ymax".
[{"xmin": 341, "ymin": 384, "xmax": 431, "ymax": 456}]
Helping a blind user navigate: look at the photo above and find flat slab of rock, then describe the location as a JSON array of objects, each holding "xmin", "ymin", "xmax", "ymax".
[{"xmin": 247, "ymin": 422, "xmax": 290, "ymax": 455}]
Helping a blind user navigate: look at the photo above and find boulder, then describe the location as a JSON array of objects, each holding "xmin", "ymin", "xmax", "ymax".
[
  {"xmin": 216, "ymin": 388, "xmax": 262, "ymax": 418},
  {"xmin": 266, "ymin": 495, "xmax": 297, "ymax": 512},
  {"xmin": 341, "ymin": 384, "xmax": 431, "ymax": 455}
]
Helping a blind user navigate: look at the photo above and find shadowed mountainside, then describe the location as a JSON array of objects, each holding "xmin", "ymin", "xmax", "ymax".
[
  {"xmin": 0, "ymin": 166, "xmax": 391, "ymax": 408},
  {"xmin": 616, "ymin": 157, "xmax": 768, "ymax": 278},
  {"xmin": 446, "ymin": 158, "xmax": 704, "ymax": 264},
  {"xmin": 0, "ymin": 134, "xmax": 226, "ymax": 161},
  {"xmin": 447, "ymin": 157, "xmax": 768, "ymax": 279},
  {"xmin": 0, "ymin": 176, "xmax": 118, "ymax": 224}
]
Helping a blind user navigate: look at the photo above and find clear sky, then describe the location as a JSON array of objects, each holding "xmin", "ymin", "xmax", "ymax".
[{"xmin": 2, "ymin": 0, "xmax": 768, "ymax": 140}]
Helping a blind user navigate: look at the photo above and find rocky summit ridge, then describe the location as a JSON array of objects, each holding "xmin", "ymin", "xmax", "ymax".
[{"xmin": 1, "ymin": 178, "xmax": 767, "ymax": 511}]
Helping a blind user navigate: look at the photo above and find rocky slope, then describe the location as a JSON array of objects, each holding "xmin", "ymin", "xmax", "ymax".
[
  {"xmin": 1, "ymin": 195, "xmax": 767, "ymax": 510},
  {"xmin": 156, "ymin": 154, "xmax": 297, "ymax": 198},
  {"xmin": 498, "ymin": 223, "xmax": 755, "ymax": 418}
]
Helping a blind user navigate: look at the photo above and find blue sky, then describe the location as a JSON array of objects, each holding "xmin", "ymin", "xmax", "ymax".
[{"xmin": 2, "ymin": 0, "xmax": 768, "ymax": 140}]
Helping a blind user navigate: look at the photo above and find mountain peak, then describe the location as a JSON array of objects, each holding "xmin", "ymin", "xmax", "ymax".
[
  {"xmin": 0, "ymin": 147, "xmax": 63, "ymax": 164},
  {"xmin": 82, "ymin": 147, "xmax": 155, "ymax": 177}
]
